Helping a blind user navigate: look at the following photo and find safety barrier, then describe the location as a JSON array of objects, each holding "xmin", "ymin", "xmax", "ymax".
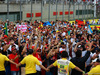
[{"xmin": 68, "ymin": 19, "xmax": 99, "ymax": 24}]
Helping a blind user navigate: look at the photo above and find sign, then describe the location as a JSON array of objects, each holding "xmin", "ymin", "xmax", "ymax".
[{"xmin": 17, "ymin": 25, "xmax": 27, "ymax": 32}]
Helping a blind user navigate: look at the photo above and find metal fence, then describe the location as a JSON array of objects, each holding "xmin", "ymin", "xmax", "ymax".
[{"xmin": 0, "ymin": 0, "xmax": 98, "ymax": 21}]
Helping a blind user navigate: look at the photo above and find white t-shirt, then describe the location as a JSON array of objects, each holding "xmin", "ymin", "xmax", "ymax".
[
  {"xmin": 36, "ymin": 61, "xmax": 42, "ymax": 71},
  {"xmin": 59, "ymin": 48, "xmax": 66, "ymax": 52},
  {"xmin": 71, "ymin": 38, "xmax": 74, "ymax": 43},
  {"xmin": 66, "ymin": 43, "xmax": 69, "ymax": 55},
  {"xmin": 72, "ymin": 42, "xmax": 76, "ymax": 58},
  {"xmin": 8, "ymin": 44, "xmax": 19, "ymax": 51},
  {"xmin": 57, "ymin": 59, "xmax": 70, "ymax": 75},
  {"xmin": 62, "ymin": 32, "xmax": 66, "ymax": 36}
]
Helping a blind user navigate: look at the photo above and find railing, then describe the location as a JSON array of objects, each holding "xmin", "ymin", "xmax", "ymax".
[{"xmin": 0, "ymin": 0, "xmax": 95, "ymax": 4}]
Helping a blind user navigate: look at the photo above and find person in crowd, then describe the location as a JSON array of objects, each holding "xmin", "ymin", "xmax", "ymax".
[
  {"xmin": 9, "ymin": 47, "xmax": 20, "ymax": 75},
  {"xmin": 16, "ymin": 49, "xmax": 49, "ymax": 75},
  {"xmin": 47, "ymin": 51, "xmax": 85, "ymax": 75},
  {"xmin": 0, "ymin": 19, "xmax": 100, "ymax": 75}
]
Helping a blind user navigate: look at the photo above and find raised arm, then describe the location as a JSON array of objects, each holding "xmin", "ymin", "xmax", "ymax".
[
  {"xmin": 18, "ymin": 33, "xmax": 21, "ymax": 47},
  {"xmin": 3, "ymin": 40, "xmax": 14, "ymax": 52},
  {"xmin": 21, "ymin": 41, "xmax": 28, "ymax": 55},
  {"xmin": 33, "ymin": 39, "xmax": 38, "ymax": 54},
  {"xmin": 74, "ymin": 42, "xmax": 81, "ymax": 52}
]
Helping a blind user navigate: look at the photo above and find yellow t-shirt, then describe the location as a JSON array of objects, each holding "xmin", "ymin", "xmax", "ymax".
[
  {"xmin": 88, "ymin": 65, "xmax": 100, "ymax": 75},
  {"xmin": 53, "ymin": 58, "xmax": 76, "ymax": 75},
  {"xmin": 0, "ymin": 53, "xmax": 9, "ymax": 71},
  {"xmin": 20, "ymin": 55, "xmax": 41, "ymax": 74}
]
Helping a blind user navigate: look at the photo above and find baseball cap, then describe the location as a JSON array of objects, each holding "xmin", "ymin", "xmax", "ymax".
[
  {"xmin": 11, "ymin": 48, "xmax": 16, "ymax": 51},
  {"xmin": 37, "ymin": 48, "xmax": 41, "ymax": 52},
  {"xmin": 32, "ymin": 46, "xmax": 35, "ymax": 49},
  {"xmin": 92, "ymin": 58, "xmax": 98, "ymax": 63},
  {"xmin": 4, "ymin": 35, "xmax": 8, "ymax": 38},
  {"xmin": 23, "ymin": 35, "xmax": 26, "ymax": 37},
  {"xmin": 77, "ymin": 45, "xmax": 82, "ymax": 48},
  {"xmin": 21, "ymin": 40, "xmax": 26, "ymax": 43},
  {"xmin": 92, "ymin": 58, "xmax": 100, "ymax": 63}
]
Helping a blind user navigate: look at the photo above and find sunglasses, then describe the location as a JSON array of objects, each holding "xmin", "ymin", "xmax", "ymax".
[{"xmin": 37, "ymin": 50, "xmax": 41, "ymax": 52}]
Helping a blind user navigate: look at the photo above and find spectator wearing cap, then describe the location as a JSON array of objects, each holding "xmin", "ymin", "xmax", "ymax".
[
  {"xmin": 8, "ymin": 38, "xmax": 19, "ymax": 52},
  {"xmin": 59, "ymin": 42, "xmax": 66, "ymax": 53},
  {"xmin": 87, "ymin": 58, "xmax": 100, "ymax": 75},
  {"xmin": 1, "ymin": 40, "xmax": 15, "ymax": 56},
  {"xmin": 9, "ymin": 48, "xmax": 20, "ymax": 75},
  {"xmin": 23, "ymin": 35, "xmax": 29, "ymax": 41},
  {"xmin": 35, "ymin": 48, "xmax": 42, "ymax": 75},
  {"xmin": 3, "ymin": 35, "xmax": 8, "ymax": 44},
  {"xmin": 13, "ymin": 35, "xmax": 18, "ymax": 45},
  {"xmin": 53, "ymin": 31, "xmax": 56, "ymax": 38}
]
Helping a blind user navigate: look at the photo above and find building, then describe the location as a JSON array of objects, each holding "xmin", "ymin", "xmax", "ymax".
[{"xmin": 0, "ymin": 0, "xmax": 96, "ymax": 21}]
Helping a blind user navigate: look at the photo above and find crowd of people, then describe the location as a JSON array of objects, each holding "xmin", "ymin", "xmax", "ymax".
[{"xmin": 0, "ymin": 19, "xmax": 100, "ymax": 75}]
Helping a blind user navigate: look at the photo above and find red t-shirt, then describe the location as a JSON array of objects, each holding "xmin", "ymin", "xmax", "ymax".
[
  {"xmin": 33, "ymin": 53, "xmax": 42, "ymax": 61},
  {"xmin": 9, "ymin": 53, "xmax": 19, "ymax": 71}
]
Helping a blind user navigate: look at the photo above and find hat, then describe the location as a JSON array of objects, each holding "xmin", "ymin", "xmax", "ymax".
[
  {"xmin": 4, "ymin": 35, "xmax": 8, "ymax": 38},
  {"xmin": 21, "ymin": 40, "xmax": 26, "ymax": 43},
  {"xmin": 37, "ymin": 48, "xmax": 41, "ymax": 52},
  {"xmin": 32, "ymin": 46, "xmax": 35, "ymax": 49},
  {"xmin": 29, "ymin": 28, "xmax": 31, "ymax": 30},
  {"xmin": 92, "ymin": 58, "xmax": 100, "ymax": 63},
  {"xmin": 92, "ymin": 58, "xmax": 97, "ymax": 63},
  {"xmin": 11, "ymin": 48, "xmax": 16, "ymax": 51},
  {"xmin": 27, "ymin": 36, "xmax": 30, "ymax": 39},
  {"xmin": 23, "ymin": 35, "xmax": 26, "ymax": 37},
  {"xmin": 77, "ymin": 45, "xmax": 82, "ymax": 48}
]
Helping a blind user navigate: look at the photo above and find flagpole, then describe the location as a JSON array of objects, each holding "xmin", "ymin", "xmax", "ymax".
[
  {"xmin": 68, "ymin": 0, "xmax": 70, "ymax": 21},
  {"xmin": 20, "ymin": 0, "xmax": 22, "ymax": 21},
  {"xmin": 73, "ymin": 0, "xmax": 75, "ymax": 20},
  {"xmin": 82, "ymin": 1, "xmax": 83, "ymax": 19},
  {"xmin": 31, "ymin": 0, "xmax": 32, "ymax": 21},
  {"xmin": 48, "ymin": 0, "xmax": 51, "ymax": 21},
  {"xmin": 78, "ymin": 2, "xmax": 79, "ymax": 20},
  {"xmin": 56, "ymin": 0, "xmax": 58, "ymax": 20},
  {"xmin": 62, "ymin": 0, "xmax": 64, "ymax": 20},
  {"xmin": 41, "ymin": 0, "xmax": 43, "ymax": 21},
  {"xmin": 7, "ymin": 0, "xmax": 9, "ymax": 20}
]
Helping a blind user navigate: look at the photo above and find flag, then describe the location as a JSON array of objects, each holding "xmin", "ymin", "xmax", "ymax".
[
  {"xmin": 4, "ymin": 23, "xmax": 8, "ymax": 35},
  {"xmin": 76, "ymin": 19, "xmax": 84, "ymax": 25},
  {"xmin": 88, "ymin": 25, "xmax": 93, "ymax": 34},
  {"xmin": 76, "ymin": 19, "xmax": 84, "ymax": 28}
]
